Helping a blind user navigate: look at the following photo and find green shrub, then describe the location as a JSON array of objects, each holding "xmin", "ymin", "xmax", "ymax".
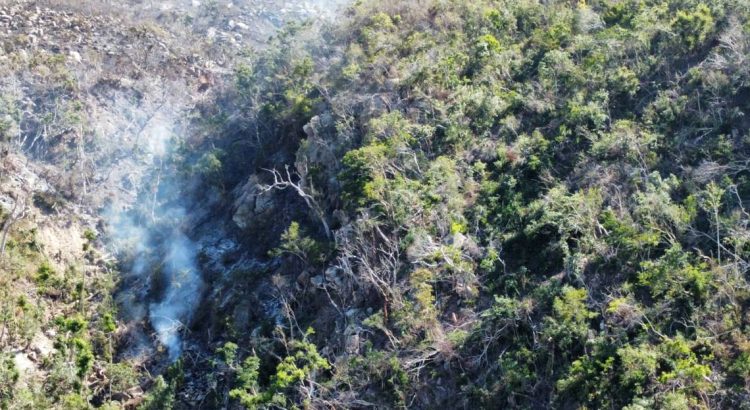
[
  {"xmin": 230, "ymin": 330, "xmax": 330, "ymax": 409},
  {"xmin": 106, "ymin": 362, "xmax": 139, "ymax": 394},
  {"xmin": 139, "ymin": 375, "xmax": 177, "ymax": 410},
  {"xmin": 602, "ymin": 0, "xmax": 640, "ymax": 27},
  {"xmin": 0, "ymin": 353, "xmax": 18, "ymax": 406},
  {"xmin": 543, "ymin": 286, "xmax": 597, "ymax": 350},
  {"xmin": 370, "ymin": 12, "xmax": 396, "ymax": 30},
  {"xmin": 609, "ymin": 66, "xmax": 640, "ymax": 97},
  {"xmin": 409, "ymin": 268, "xmax": 436, "ymax": 321},
  {"xmin": 59, "ymin": 393, "xmax": 89, "ymax": 410},
  {"xmin": 340, "ymin": 143, "xmax": 389, "ymax": 205},
  {"xmin": 270, "ymin": 221, "xmax": 326, "ymax": 264},
  {"xmin": 36, "ymin": 261, "xmax": 55, "ymax": 283},
  {"xmin": 475, "ymin": 34, "xmax": 502, "ymax": 58},
  {"xmin": 671, "ymin": 4, "xmax": 714, "ymax": 51},
  {"xmin": 657, "ymin": 336, "xmax": 713, "ymax": 399},
  {"xmin": 194, "ymin": 148, "xmax": 225, "ymax": 186},
  {"xmin": 217, "ymin": 342, "xmax": 239, "ymax": 367},
  {"xmin": 556, "ymin": 352, "xmax": 616, "ymax": 406},
  {"xmin": 637, "ymin": 244, "xmax": 712, "ymax": 308},
  {"xmin": 229, "ymin": 355, "xmax": 264, "ymax": 408},
  {"xmin": 617, "ymin": 345, "xmax": 658, "ymax": 393}
]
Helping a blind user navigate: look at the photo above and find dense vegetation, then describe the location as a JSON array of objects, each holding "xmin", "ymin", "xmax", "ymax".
[
  {"xmin": 4, "ymin": 0, "xmax": 750, "ymax": 408},
  {"xmin": 183, "ymin": 0, "xmax": 750, "ymax": 408}
]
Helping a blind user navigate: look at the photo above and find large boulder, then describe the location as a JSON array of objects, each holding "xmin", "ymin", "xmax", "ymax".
[{"xmin": 232, "ymin": 174, "xmax": 275, "ymax": 230}]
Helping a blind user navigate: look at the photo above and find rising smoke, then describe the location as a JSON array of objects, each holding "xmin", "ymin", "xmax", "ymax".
[
  {"xmin": 104, "ymin": 116, "xmax": 203, "ymax": 362},
  {"xmin": 99, "ymin": 0, "xmax": 350, "ymax": 363},
  {"xmin": 148, "ymin": 230, "xmax": 202, "ymax": 361}
]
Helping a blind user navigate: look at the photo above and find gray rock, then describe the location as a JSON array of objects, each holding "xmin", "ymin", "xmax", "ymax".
[
  {"xmin": 447, "ymin": 232, "xmax": 466, "ymax": 248},
  {"xmin": 345, "ymin": 331, "xmax": 360, "ymax": 354},
  {"xmin": 232, "ymin": 175, "xmax": 275, "ymax": 230},
  {"xmin": 311, "ymin": 275, "xmax": 324, "ymax": 287},
  {"xmin": 68, "ymin": 50, "xmax": 81, "ymax": 63},
  {"xmin": 296, "ymin": 270, "xmax": 310, "ymax": 286},
  {"xmin": 325, "ymin": 266, "xmax": 344, "ymax": 287}
]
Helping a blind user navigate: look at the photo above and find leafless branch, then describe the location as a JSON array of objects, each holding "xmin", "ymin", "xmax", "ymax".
[{"xmin": 259, "ymin": 164, "xmax": 331, "ymax": 239}]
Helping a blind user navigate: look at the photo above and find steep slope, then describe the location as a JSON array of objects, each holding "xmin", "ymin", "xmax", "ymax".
[
  {"xmin": 173, "ymin": 0, "xmax": 750, "ymax": 408},
  {"xmin": 3, "ymin": 0, "xmax": 750, "ymax": 409},
  {"xmin": 0, "ymin": 0, "xmax": 346, "ymax": 408}
]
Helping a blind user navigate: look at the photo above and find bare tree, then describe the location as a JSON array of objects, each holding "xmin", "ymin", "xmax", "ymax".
[
  {"xmin": 259, "ymin": 164, "xmax": 331, "ymax": 239},
  {"xmin": 334, "ymin": 216, "xmax": 401, "ymax": 327}
]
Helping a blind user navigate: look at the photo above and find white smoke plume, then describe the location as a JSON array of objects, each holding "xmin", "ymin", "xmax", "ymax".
[
  {"xmin": 96, "ymin": 0, "xmax": 350, "ymax": 363},
  {"xmin": 149, "ymin": 231, "xmax": 202, "ymax": 360},
  {"xmin": 104, "ymin": 117, "xmax": 204, "ymax": 362}
]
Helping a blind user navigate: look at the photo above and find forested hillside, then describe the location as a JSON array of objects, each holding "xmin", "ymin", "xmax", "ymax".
[
  {"xmin": 3, "ymin": 0, "xmax": 750, "ymax": 408},
  {"xmin": 188, "ymin": 0, "xmax": 750, "ymax": 408}
]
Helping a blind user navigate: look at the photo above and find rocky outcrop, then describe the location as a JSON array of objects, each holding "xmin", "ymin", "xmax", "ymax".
[{"xmin": 232, "ymin": 174, "xmax": 275, "ymax": 230}]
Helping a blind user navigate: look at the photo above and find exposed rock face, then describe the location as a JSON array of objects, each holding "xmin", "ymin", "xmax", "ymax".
[{"xmin": 232, "ymin": 174, "xmax": 275, "ymax": 230}]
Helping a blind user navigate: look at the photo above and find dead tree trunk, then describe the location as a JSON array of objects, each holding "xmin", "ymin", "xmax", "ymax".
[{"xmin": 259, "ymin": 165, "xmax": 331, "ymax": 239}]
